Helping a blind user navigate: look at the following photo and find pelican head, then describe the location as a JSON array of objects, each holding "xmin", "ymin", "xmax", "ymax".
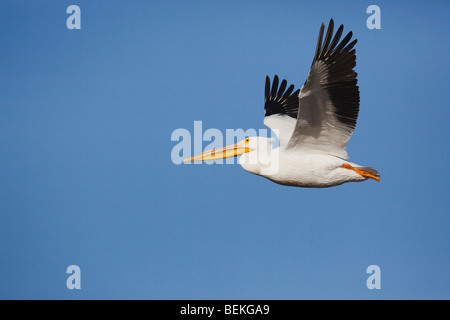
[
  {"xmin": 238, "ymin": 137, "xmax": 278, "ymax": 175},
  {"xmin": 183, "ymin": 136, "xmax": 278, "ymax": 174}
]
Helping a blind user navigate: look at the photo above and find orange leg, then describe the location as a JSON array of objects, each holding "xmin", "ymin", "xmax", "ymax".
[{"xmin": 341, "ymin": 163, "xmax": 380, "ymax": 182}]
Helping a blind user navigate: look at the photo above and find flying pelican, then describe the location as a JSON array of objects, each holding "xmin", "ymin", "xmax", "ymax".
[{"xmin": 184, "ymin": 19, "xmax": 380, "ymax": 188}]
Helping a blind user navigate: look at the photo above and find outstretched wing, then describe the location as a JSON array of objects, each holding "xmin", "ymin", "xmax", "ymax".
[
  {"xmin": 287, "ymin": 19, "xmax": 360, "ymax": 159},
  {"xmin": 263, "ymin": 75, "xmax": 300, "ymax": 147}
]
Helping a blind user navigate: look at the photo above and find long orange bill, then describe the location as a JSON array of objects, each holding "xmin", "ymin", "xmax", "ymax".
[{"xmin": 183, "ymin": 142, "xmax": 254, "ymax": 162}]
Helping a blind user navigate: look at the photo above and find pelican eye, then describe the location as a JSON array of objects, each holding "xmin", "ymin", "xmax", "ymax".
[{"xmin": 244, "ymin": 138, "xmax": 250, "ymax": 144}]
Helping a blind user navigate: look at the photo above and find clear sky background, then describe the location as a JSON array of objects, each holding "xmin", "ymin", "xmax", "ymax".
[{"xmin": 0, "ymin": 0, "xmax": 449, "ymax": 299}]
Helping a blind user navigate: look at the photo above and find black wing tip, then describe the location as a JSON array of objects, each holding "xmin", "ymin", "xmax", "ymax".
[
  {"xmin": 264, "ymin": 75, "xmax": 299, "ymax": 118},
  {"xmin": 310, "ymin": 19, "xmax": 360, "ymax": 130},
  {"xmin": 315, "ymin": 19, "xmax": 357, "ymax": 62}
]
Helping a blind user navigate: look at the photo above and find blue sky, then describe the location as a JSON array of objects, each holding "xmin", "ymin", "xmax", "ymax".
[{"xmin": 0, "ymin": 0, "xmax": 449, "ymax": 299}]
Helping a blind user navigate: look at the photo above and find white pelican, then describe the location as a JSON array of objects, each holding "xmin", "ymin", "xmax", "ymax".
[{"xmin": 184, "ymin": 19, "xmax": 380, "ymax": 188}]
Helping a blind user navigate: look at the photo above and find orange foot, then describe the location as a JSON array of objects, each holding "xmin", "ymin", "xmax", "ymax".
[{"xmin": 341, "ymin": 163, "xmax": 380, "ymax": 182}]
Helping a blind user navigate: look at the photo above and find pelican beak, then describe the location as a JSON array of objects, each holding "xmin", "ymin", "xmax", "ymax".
[{"xmin": 183, "ymin": 140, "xmax": 255, "ymax": 162}]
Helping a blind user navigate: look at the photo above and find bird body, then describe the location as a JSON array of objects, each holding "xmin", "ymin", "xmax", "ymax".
[
  {"xmin": 238, "ymin": 137, "xmax": 374, "ymax": 188},
  {"xmin": 245, "ymin": 154, "xmax": 366, "ymax": 188},
  {"xmin": 184, "ymin": 19, "xmax": 380, "ymax": 188}
]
